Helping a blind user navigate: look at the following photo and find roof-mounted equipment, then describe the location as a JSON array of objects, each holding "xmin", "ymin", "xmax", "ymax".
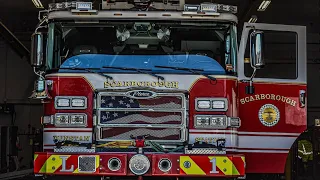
[{"xmin": 183, "ymin": 3, "xmax": 237, "ymax": 16}]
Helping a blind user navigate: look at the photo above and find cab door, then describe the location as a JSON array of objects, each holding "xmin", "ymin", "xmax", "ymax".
[{"xmin": 237, "ymin": 22, "xmax": 307, "ymax": 173}]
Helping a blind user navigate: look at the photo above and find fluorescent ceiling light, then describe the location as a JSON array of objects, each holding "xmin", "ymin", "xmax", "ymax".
[
  {"xmin": 248, "ymin": 15, "xmax": 258, "ymax": 23},
  {"xmin": 32, "ymin": 0, "xmax": 44, "ymax": 8},
  {"xmin": 257, "ymin": 0, "xmax": 271, "ymax": 11}
]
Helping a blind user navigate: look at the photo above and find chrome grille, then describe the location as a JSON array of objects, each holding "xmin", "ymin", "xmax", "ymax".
[
  {"xmin": 100, "ymin": 127, "xmax": 182, "ymax": 140},
  {"xmin": 96, "ymin": 91, "xmax": 186, "ymax": 143},
  {"xmin": 100, "ymin": 95, "xmax": 182, "ymax": 109},
  {"xmin": 99, "ymin": 111, "xmax": 182, "ymax": 125},
  {"xmin": 78, "ymin": 156, "xmax": 96, "ymax": 172}
]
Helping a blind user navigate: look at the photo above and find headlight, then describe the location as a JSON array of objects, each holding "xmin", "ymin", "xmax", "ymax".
[
  {"xmin": 55, "ymin": 96, "xmax": 87, "ymax": 109},
  {"xmin": 228, "ymin": 117, "xmax": 241, "ymax": 128},
  {"xmin": 196, "ymin": 116, "xmax": 210, "ymax": 126},
  {"xmin": 55, "ymin": 114, "xmax": 70, "ymax": 125},
  {"xmin": 211, "ymin": 117, "xmax": 227, "ymax": 127},
  {"xmin": 197, "ymin": 100, "xmax": 211, "ymax": 109},
  {"xmin": 56, "ymin": 98, "xmax": 70, "ymax": 107},
  {"xmin": 72, "ymin": 98, "xmax": 86, "ymax": 107},
  {"xmin": 194, "ymin": 115, "xmax": 227, "ymax": 129},
  {"xmin": 54, "ymin": 113, "xmax": 87, "ymax": 127},
  {"xmin": 212, "ymin": 100, "xmax": 225, "ymax": 109},
  {"xmin": 70, "ymin": 114, "xmax": 86, "ymax": 125},
  {"xmin": 195, "ymin": 98, "xmax": 228, "ymax": 111},
  {"xmin": 129, "ymin": 154, "xmax": 150, "ymax": 175}
]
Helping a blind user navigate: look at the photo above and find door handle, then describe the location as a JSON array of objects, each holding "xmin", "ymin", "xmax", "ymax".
[{"xmin": 299, "ymin": 90, "xmax": 306, "ymax": 108}]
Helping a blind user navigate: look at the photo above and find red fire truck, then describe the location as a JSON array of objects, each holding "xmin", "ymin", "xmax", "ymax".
[{"xmin": 30, "ymin": 0, "xmax": 307, "ymax": 179}]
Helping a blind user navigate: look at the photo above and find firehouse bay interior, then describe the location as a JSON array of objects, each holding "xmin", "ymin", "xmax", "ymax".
[{"xmin": 0, "ymin": 0, "xmax": 319, "ymax": 180}]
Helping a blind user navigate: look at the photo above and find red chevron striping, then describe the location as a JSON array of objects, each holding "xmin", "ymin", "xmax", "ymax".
[
  {"xmin": 34, "ymin": 153, "xmax": 48, "ymax": 173},
  {"xmin": 179, "ymin": 168, "xmax": 187, "ymax": 175}
]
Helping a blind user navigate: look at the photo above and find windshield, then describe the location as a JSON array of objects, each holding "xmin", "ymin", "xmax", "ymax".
[{"xmin": 46, "ymin": 20, "xmax": 238, "ymax": 74}]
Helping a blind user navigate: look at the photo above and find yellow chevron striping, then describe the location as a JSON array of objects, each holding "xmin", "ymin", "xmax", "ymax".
[
  {"xmin": 39, "ymin": 161, "xmax": 47, "ymax": 173},
  {"xmin": 208, "ymin": 156, "xmax": 239, "ymax": 176},
  {"xmin": 241, "ymin": 157, "xmax": 245, "ymax": 163},
  {"xmin": 46, "ymin": 155, "xmax": 71, "ymax": 173},
  {"xmin": 180, "ymin": 156, "xmax": 206, "ymax": 175},
  {"xmin": 73, "ymin": 168, "xmax": 79, "ymax": 173},
  {"xmin": 95, "ymin": 155, "xmax": 100, "ymax": 171},
  {"xmin": 34, "ymin": 154, "xmax": 38, "ymax": 161}
]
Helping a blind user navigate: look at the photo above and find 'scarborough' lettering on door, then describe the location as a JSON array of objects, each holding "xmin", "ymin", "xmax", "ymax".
[{"xmin": 240, "ymin": 94, "xmax": 297, "ymax": 107}]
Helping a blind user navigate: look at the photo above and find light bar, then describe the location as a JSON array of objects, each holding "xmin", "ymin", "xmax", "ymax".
[
  {"xmin": 76, "ymin": 2, "xmax": 93, "ymax": 10},
  {"xmin": 257, "ymin": 0, "xmax": 271, "ymax": 11},
  {"xmin": 32, "ymin": 0, "xmax": 44, "ymax": 9},
  {"xmin": 248, "ymin": 15, "xmax": 258, "ymax": 23}
]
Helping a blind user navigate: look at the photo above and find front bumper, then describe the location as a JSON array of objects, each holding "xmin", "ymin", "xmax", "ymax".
[{"xmin": 34, "ymin": 152, "xmax": 245, "ymax": 177}]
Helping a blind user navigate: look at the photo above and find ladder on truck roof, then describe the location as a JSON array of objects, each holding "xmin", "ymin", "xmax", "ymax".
[{"xmin": 101, "ymin": 0, "xmax": 185, "ymax": 11}]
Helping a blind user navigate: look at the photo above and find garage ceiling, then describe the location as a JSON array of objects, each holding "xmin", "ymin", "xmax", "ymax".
[{"xmin": 0, "ymin": 0, "xmax": 319, "ymax": 42}]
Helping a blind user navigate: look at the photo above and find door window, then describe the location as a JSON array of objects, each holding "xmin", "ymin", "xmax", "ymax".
[{"xmin": 244, "ymin": 30, "xmax": 298, "ymax": 79}]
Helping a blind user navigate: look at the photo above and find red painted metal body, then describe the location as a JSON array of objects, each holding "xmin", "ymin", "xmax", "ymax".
[{"xmin": 37, "ymin": 74, "xmax": 306, "ymax": 176}]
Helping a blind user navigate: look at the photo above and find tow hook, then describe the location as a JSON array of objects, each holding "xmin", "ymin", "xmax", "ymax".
[{"xmin": 130, "ymin": 134, "xmax": 150, "ymax": 154}]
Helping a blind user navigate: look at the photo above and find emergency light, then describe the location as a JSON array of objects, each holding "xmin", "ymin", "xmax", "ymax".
[{"xmin": 183, "ymin": 3, "xmax": 237, "ymax": 15}]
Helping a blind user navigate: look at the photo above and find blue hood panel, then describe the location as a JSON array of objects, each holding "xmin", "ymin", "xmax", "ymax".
[{"xmin": 60, "ymin": 54, "xmax": 226, "ymax": 75}]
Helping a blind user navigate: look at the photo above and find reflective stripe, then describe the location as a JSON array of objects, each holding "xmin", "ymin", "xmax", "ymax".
[
  {"xmin": 238, "ymin": 131, "xmax": 300, "ymax": 136},
  {"xmin": 238, "ymin": 136, "xmax": 296, "ymax": 149}
]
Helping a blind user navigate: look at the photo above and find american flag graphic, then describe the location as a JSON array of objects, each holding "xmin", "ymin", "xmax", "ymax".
[{"xmin": 99, "ymin": 95, "xmax": 183, "ymax": 125}]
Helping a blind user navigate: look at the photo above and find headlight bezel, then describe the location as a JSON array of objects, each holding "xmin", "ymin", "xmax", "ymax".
[
  {"xmin": 129, "ymin": 154, "xmax": 150, "ymax": 175},
  {"xmin": 54, "ymin": 113, "xmax": 88, "ymax": 127},
  {"xmin": 195, "ymin": 98, "xmax": 228, "ymax": 111},
  {"xmin": 55, "ymin": 96, "xmax": 88, "ymax": 109}
]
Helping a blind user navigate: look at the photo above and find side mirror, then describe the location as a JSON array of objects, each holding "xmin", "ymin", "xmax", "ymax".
[
  {"xmin": 30, "ymin": 32, "xmax": 44, "ymax": 68},
  {"xmin": 245, "ymin": 30, "xmax": 265, "ymax": 95},
  {"xmin": 250, "ymin": 30, "xmax": 265, "ymax": 69}
]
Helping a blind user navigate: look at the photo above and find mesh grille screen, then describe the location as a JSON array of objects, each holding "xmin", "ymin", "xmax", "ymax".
[
  {"xmin": 97, "ymin": 92, "xmax": 185, "ymax": 143},
  {"xmin": 79, "ymin": 156, "xmax": 96, "ymax": 172}
]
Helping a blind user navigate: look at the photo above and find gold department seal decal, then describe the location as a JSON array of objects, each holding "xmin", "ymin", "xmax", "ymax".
[{"xmin": 258, "ymin": 104, "xmax": 280, "ymax": 127}]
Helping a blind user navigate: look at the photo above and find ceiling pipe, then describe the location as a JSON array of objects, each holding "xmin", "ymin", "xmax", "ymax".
[{"xmin": 0, "ymin": 21, "xmax": 30, "ymax": 63}]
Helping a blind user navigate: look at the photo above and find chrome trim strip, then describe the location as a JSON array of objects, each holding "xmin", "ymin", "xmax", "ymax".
[
  {"xmin": 97, "ymin": 92, "xmax": 185, "ymax": 109},
  {"xmin": 97, "ymin": 108, "xmax": 184, "ymax": 112}
]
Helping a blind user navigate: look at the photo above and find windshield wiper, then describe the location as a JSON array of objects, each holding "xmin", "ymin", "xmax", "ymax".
[
  {"xmin": 57, "ymin": 67, "xmax": 113, "ymax": 80},
  {"xmin": 154, "ymin": 65, "xmax": 216, "ymax": 81},
  {"xmin": 102, "ymin": 66, "xmax": 165, "ymax": 81}
]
